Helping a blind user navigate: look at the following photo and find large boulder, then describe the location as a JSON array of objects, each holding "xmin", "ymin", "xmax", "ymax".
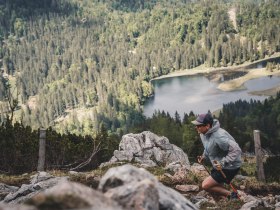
[
  {"xmin": 26, "ymin": 181, "xmax": 123, "ymax": 210},
  {"xmin": 3, "ymin": 172, "xmax": 67, "ymax": 204},
  {"xmin": 98, "ymin": 164, "xmax": 197, "ymax": 210},
  {"xmin": 101, "ymin": 131, "xmax": 190, "ymax": 172},
  {"xmin": 0, "ymin": 184, "xmax": 19, "ymax": 201}
]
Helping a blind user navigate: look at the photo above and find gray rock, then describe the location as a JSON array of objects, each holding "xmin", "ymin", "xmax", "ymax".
[
  {"xmin": 135, "ymin": 157, "xmax": 157, "ymax": 167},
  {"xmin": 175, "ymin": 185, "xmax": 199, "ymax": 192},
  {"xmin": 0, "ymin": 185, "xmax": 18, "ymax": 192},
  {"xmin": 243, "ymin": 195, "xmax": 258, "ymax": 203},
  {"xmin": 157, "ymin": 182, "xmax": 197, "ymax": 210},
  {"xmin": 165, "ymin": 161, "xmax": 188, "ymax": 172},
  {"xmin": 152, "ymin": 147, "xmax": 165, "ymax": 164},
  {"xmin": 235, "ymin": 174, "xmax": 248, "ymax": 181},
  {"xmin": 26, "ymin": 181, "xmax": 123, "ymax": 210},
  {"xmin": 261, "ymin": 195, "xmax": 276, "ymax": 206},
  {"xmin": 4, "ymin": 177, "xmax": 67, "ymax": 204},
  {"xmin": 119, "ymin": 134, "xmax": 143, "ymax": 156},
  {"xmin": 141, "ymin": 132, "xmax": 155, "ymax": 149},
  {"xmin": 240, "ymin": 185, "xmax": 246, "ymax": 190},
  {"xmin": 196, "ymin": 190, "xmax": 209, "ymax": 197},
  {"xmin": 154, "ymin": 136, "xmax": 173, "ymax": 150},
  {"xmin": 194, "ymin": 199, "xmax": 208, "ymax": 209},
  {"xmin": 98, "ymin": 164, "xmax": 157, "ymax": 192},
  {"xmin": 30, "ymin": 172, "xmax": 53, "ymax": 185},
  {"xmin": 190, "ymin": 163, "xmax": 209, "ymax": 179},
  {"xmin": 240, "ymin": 199, "xmax": 263, "ymax": 210},
  {"xmin": 4, "ymin": 184, "xmax": 35, "ymax": 203},
  {"xmin": 0, "ymin": 184, "xmax": 19, "ymax": 201},
  {"xmin": 114, "ymin": 150, "xmax": 134, "ymax": 162},
  {"xmin": 104, "ymin": 179, "xmax": 159, "ymax": 210},
  {"xmin": 165, "ymin": 145, "xmax": 189, "ymax": 166},
  {"xmin": 98, "ymin": 164, "xmax": 197, "ymax": 210},
  {"xmin": 276, "ymin": 195, "xmax": 280, "ymax": 202},
  {"xmin": 143, "ymin": 149, "xmax": 154, "ymax": 160},
  {"xmin": 164, "ymin": 166, "xmax": 188, "ymax": 183},
  {"xmin": 101, "ymin": 131, "xmax": 190, "ymax": 171},
  {"xmin": 190, "ymin": 195, "xmax": 206, "ymax": 204},
  {"xmin": 69, "ymin": 171, "xmax": 79, "ymax": 175},
  {"xmin": 99, "ymin": 156, "xmax": 118, "ymax": 168}
]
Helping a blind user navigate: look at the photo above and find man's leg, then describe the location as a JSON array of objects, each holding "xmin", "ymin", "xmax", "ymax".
[{"xmin": 202, "ymin": 176, "xmax": 230, "ymax": 197}]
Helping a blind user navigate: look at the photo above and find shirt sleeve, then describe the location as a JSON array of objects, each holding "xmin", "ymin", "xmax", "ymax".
[
  {"xmin": 220, "ymin": 139, "xmax": 241, "ymax": 167},
  {"xmin": 215, "ymin": 132, "xmax": 241, "ymax": 167}
]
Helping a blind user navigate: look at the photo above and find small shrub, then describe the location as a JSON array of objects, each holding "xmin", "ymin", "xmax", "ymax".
[
  {"xmin": 146, "ymin": 166, "xmax": 166, "ymax": 176},
  {"xmin": 0, "ymin": 173, "xmax": 32, "ymax": 187},
  {"xmin": 240, "ymin": 162, "xmax": 256, "ymax": 177},
  {"xmin": 264, "ymin": 156, "xmax": 280, "ymax": 182},
  {"xmin": 245, "ymin": 178, "xmax": 280, "ymax": 196}
]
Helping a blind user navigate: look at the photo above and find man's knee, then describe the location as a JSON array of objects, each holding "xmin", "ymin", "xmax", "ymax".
[
  {"xmin": 202, "ymin": 177, "xmax": 219, "ymax": 191},
  {"xmin": 202, "ymin": 180, "xmax": 211, "ymax": 191}
]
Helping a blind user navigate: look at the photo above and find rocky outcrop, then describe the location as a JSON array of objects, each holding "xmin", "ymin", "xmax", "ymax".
[
  {"xmin": 26, "ymin": 181, "xmax": 123, "ymax": 210},
  {"xmin": 0, "ymin": 184, "xmax": 19, "ymax": 201},
  {"xmin": 98, "ymin": 164, "xmax": 197, "ymax": 210},
  {"xmin": 1, "ymin": 129, "xmax": 280, "ymax": 210},
  {"xmin": 2, "ymin": 172, "xmax": 67, "ymax": 204},
  {"xmin": 1, "ymin": 164, "xmax": 280, "ymax": 210},
  {"xmin": 1, "ymin": 165, "xmax": 197, "ymax": 210},
  {"xmin": 101, "ymin": 131, "xmax": 190, "ymax": 172}
]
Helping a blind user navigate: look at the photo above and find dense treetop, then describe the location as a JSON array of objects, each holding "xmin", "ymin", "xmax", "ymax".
[{"xmin": 0, "ymin": 0, "xmax": 279, "ymax": 136}]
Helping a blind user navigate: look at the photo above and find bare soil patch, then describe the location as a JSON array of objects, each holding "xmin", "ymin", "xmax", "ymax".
[{"xmin": 217, "ymin": 68, "xmax": 280, "ymax": 92}]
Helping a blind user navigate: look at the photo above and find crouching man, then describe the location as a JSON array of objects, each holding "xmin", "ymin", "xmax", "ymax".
[{"xmin": 191, "ymin": 113, "xmax": 242, "ymax": 199}]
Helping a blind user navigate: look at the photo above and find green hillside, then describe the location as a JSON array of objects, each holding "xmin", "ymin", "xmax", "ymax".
[{"xmin": 0, "ymin": 0, "xmax": 279, "ymax": 135}]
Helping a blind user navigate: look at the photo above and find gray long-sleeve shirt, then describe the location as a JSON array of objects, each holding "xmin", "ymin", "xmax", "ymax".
[{"xmin": 201, "ymin": 119, "xmax": 242, "ymax": 170}]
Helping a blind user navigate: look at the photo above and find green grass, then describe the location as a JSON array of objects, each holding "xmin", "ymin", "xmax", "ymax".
[
  {"xmin": 240, "ymin": 161, "xmax": 256, "ymax": 177},
  {"xmin": 0, "ymin": 173, "xmax": 33, "ymax": 187},
  {"xmin": 200, "ymin": 199, "xmax": 244, "ymax": 210}
]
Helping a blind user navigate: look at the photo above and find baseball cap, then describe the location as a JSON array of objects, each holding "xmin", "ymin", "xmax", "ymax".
[{"xmin": 191, "ymin": 113, "xmax": 213, "ymax": 126}]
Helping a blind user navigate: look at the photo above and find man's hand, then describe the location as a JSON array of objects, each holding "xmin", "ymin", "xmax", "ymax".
[
  {"xmin": 213, "ymin": 160, "xmax": 222, "ymax": 171},
  {"xmin": 197, "ymin": 156, "xmax": 204, "ymax": 164}
]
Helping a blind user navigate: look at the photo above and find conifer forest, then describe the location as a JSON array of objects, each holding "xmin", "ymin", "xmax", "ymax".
[{"xmin": 0, "ymin": 0, "xmax": 280, "ymax": 174}]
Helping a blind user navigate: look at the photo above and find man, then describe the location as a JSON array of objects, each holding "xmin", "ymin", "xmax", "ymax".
[{"xmin": 191, "ymin": 113, "xmax": 242, "ymax": 199}]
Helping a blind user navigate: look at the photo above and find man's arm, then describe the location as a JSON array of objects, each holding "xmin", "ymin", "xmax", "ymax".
[
  {"xmin": 220, "ymin": 139, "xmax": 241, "ymax": 167},
  {"xmin": 215, "ymin": 132, "xmax": 241, "ymax": 167}
]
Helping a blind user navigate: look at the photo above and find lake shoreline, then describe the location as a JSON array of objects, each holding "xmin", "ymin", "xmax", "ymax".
[
  {"xmin": 217, "ymin": 68, "xmax": 280, "ymax": 91},
  {"xmin": 153, "ymin": 53, "xmax": 280, "ymax": 96}
]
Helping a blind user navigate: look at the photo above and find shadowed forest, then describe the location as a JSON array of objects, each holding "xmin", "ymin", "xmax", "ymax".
[{"xmin": 0, "ymin": 0, "xmax": 280, "ymax": 179}]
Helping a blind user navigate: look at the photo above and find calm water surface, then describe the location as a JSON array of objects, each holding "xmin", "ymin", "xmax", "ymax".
[{"xmin": 143, "ymin": 75, "xmax": 280, "ymax": 118}]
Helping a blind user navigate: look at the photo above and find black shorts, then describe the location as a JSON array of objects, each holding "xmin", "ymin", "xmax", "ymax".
[{"xmin": 211, "ymin": 168, "xmax": 240, "ymax": 184}]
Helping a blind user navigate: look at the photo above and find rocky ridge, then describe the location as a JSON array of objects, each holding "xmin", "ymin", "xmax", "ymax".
[
  {"xmin": 0, "ymin": 131, "xmax": 280, "ymax": 210},
  {"xmin": 100, "ymin": 131, "xmax": 190, "ymax": 172}
]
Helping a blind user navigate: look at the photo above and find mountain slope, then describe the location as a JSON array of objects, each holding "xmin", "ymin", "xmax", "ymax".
[{"xmin": 0, "ymin": 0, "xmax": 279, "ymax": 135}]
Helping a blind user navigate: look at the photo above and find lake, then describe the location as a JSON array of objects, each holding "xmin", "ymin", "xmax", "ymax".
[{"xmin": 143, "ymin": 74, "xmax": 280, "ymax": 118}]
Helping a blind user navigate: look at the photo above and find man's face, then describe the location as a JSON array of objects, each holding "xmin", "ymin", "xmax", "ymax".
[{"xmin": 195, "ymin": 124, "xmax": 210, "ymax": 134}]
